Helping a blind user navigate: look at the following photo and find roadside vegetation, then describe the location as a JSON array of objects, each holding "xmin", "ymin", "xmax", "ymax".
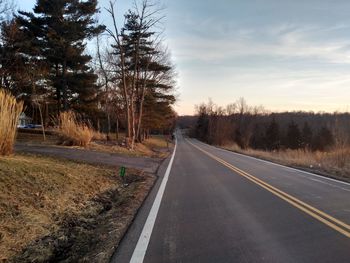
[
  {"xmin": 183, "ymin": 98, "xmax": 350, "ymax": 179},
  {"xmin": 57, "ymin": 111, "xmax": 94, "ymax": 147},
  {"xmin": 224, "ymin": 144, "xmax": 350, "ymax": 180},
  {"xmin": 0, "ymin": 153, "xmax": 154, "ymax": 262},
  {"xmin": 0, "ymin": 89, "xmax": 23, "ymax": 156}
]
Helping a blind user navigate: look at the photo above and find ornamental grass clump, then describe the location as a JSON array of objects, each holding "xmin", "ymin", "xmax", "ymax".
[
  {"xmin": 58, "ymin": 111, "xmax": 93, "ymax": 147},
  {"xmin": 0, "ymin": 89, "xmax": 23, "ymax": 156}
]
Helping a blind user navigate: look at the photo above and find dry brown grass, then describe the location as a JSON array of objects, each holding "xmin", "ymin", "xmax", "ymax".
[
  {"xmin": 57, "ymin": 111, "xmax": 93, "ymax": 147},
  {"xmin": 143, "ymin": 135, "xmax": 171, "ymax": 149},
  {"xmin": 0, "ymin": 89, "xmax": 23, "ymax": 156},
  {"xmin": 16, "ymin": 132, "xmax": 59, "ymax": 145},
  {"xmin": 0, "ymin": 153, "xmax": 122, "ymax": 261},
  {"xmin": 86, "ymin": 135, "xmax": 172, "ymax": 158},
  {"xmin": 92, "ymin": 130, "xmax": 107, "ymax": 141},
  {"xmin": 223, "ymin": 143, "xmax": 350, "ymax": 179}
]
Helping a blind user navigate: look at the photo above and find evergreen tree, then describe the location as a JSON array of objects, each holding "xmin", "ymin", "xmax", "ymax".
[
  {"xmin": 17, "ymin": 0, "xmax": 105, "ymax": 114},
  {"xmin": 301, "ymin": 121, "xmax": 313, "ymax": 149},
  {"xmin": 250, "ymin": 123, "xmax": 265, "ymax": 149},
  {"xmin": 0, "ymin": 19, "xmax": 25, "ymax": 94},
  {"xmin": 0, "ymin": 19, "xmax": 49, "ymax": 124},
  {"xmin": 195, "ymin": 104, "xmax": 209, "ymax": 141},
  {"xmin": 125, "ymin": 10, "xmax": 173, "ymax": 140},
  {"xmin": 265, "ymin": 118, "xmax": 280, "ymax": 150},
  {"xmin": 312, "ymin": 126, "xmax": 334, "ymax": 151},
  {"xmin": 110, "ymin": 6, "xmax": 175, "ymax": 143},
  {"xmin": 142, "ymin": 91, "xmax": 176, "ymax": 137},
  {"xmin": 286, "ymin": 121, "xmax": 302, "ymax": 149}
]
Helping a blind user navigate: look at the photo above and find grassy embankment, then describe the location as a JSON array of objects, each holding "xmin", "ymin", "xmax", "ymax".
[
  {"xmin": 223, "ymin": 143, "xmax": 350, "ymax": 180},
  {"xmin": 1, "ymin": 95, "xmax": 171, "ymax": 261},
  {"xmin": 0, "ymin": 131, "xmax": 170, "ymax": 261},
  {"xmin": 0, "ymin": 153, "xmax": 154, "ymax": 262}
]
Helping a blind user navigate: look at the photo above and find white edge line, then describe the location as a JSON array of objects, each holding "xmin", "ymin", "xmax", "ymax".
[
  {"xmin": 129, "ymin": 137, "xmax": 177, "ymax": 263},
  {"xmin": 192, "ymin": 139, "xmax": 350, "ymax": 187}
]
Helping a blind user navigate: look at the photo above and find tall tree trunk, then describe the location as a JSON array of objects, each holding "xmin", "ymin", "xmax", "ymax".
[
  {"xmin": 107, "ymin": 112, "xmax": 111, "ymax": 140},
  {"xmin": 38, "ymin": 103, "xmax": 46, "ymax": 141},
  {"xmin": 136, "ymin": 88, "xmax": 146, "ymax": 142},
  {"xmin": 135, "ymin": 60, "xmax": 151, "ymax": 142},
  {"xmin": 62, "ymin": 60, "xmax": 68, "ymax": 111},
  {"xmin": 116, "ymin": 117, "xmax": 119, "ymax": 141},
  {"xmin": 56, "ymin": 63, "xmax": 61, "ymax": 116},
  {"xmin": 129, "ymin": 98, "xmax": 136, "ymax": 149}
]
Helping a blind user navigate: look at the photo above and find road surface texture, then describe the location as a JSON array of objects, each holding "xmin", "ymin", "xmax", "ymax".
[
  {"xmin": 15, "ymin": 144, "xmax": 161, "ymax": 173},
  {"xmin": 112, "ymin": 131, "xmax": 350, "ymax": 263}
]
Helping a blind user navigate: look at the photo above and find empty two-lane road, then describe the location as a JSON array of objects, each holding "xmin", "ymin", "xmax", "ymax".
[{"xmin": 113, "ymin": 132, "xmax": 350, "ymax": 263}]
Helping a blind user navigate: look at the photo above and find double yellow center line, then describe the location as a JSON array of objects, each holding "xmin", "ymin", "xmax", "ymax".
[{"xmin": 187, "ymin": 140, "xmax": 350, "ymax": 238}]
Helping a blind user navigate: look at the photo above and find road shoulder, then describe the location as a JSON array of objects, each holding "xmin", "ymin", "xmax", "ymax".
[{"xmin": 110, "ymin": 152, "xmax": 173, "ymax": 263}]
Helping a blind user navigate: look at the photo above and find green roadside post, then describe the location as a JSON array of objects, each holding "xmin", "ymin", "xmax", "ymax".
[
  {"xmin": 119, "ymin": 166, "xmax": 126, "ymax": 177},
  {"xmin": 119, "ymin": 166, "xmax": 126, "ymax": 185}
]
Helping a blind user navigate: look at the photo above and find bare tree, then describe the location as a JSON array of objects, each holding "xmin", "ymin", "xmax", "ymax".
[
  {"xmin": 106, "ymin": 1, "xmax": 134, "ymax": 148},
  {"xmin": 96, "ymin": 34, "xmax": 113, "ymax": 139}
]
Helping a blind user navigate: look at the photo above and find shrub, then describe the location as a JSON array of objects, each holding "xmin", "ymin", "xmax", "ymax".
[
  {"xmin": 0, "ymin": 89, "xmax": 23, "ymax": 156},
  {"xmin": 58, "ymin": 111, "xmax": 93, "ymax": 147}
]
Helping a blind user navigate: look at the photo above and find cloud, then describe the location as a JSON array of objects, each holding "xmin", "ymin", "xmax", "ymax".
[
  {"xmin": 167, "ymin": 23, "xmax": 350, "ymax": 66},
  {"xmin": 167, "ymin": 21, "xmax": 350, "ymax": 114}
]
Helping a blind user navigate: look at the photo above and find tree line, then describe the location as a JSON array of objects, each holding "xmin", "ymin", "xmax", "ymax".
[
  {"xmin": 0, "ymin": 0, "xmax": 177, "ymax": 148},
  {"xmin": 180, "ymin": 98, "xmax": 350, "ymax": 152}
]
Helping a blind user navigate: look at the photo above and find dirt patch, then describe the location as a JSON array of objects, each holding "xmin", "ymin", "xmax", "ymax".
[{"xmin": 8, "ymin": 171, "xmax": 156, "ymax": 263}]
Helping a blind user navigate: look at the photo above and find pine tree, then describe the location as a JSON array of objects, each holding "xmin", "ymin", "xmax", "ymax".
[
  {"xmin": 0, "ymin": 18, "xmax": 49, "ymax": 125},
  {"xmin": 250, "ymin": 123, "xmax": 265, "ymax": 149},
  {"xmin": 17, "ymin": 0, "xmax": 105, "ymax": 114},
  {"xmin": 109, "ymin": 5, "xmax": 175, "ymax": 143},
  {"xmin": 0, "ymin": 19, "xmax": 26, "ymax": 94},
  {"xmin": 312, "ymin": 127, "xmax": 334, "ymax": 151},
  {"xmin": 265, "ymin": 118, "xmax": 280, "ymax": 150},
  {"xmin": 286, "ymin": 121, "xmax": 302, "ymax": 149},
  {"xmin": 301, "ymin": 121, "xmax": 313, "ymax": 149},
  {"xmin": 120, "ymin": 10, "xmax": 162, "ymax": 142},
  {"xmin": 195, "ymin": 104, "xmax": 209, "ymax": 142},
  {"xmin": 142, "ymin": 91, "xmax": 176, "ymax": 137}
]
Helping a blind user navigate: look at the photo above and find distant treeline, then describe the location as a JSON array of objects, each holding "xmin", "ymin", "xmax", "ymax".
[{"xmin": 178, "ymin": 99, "xmax": 350, "ymax": 151}]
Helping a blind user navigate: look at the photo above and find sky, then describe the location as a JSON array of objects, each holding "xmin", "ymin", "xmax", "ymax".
[{"xmin": 18, "ymin": 0, "xmax": 350, "ymax": 115}]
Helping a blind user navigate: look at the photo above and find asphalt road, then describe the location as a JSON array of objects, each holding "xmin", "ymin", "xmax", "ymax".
[
  {"xmin": 15, "ymin": 144, "xmax": 161, "ymax": 173},
  {"xmin": 112, "ymin": 131, "xmax": 350, "ymax": 263}
]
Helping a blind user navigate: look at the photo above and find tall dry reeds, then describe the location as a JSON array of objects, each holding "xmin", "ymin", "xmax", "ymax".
[
  {"xmin": 58, "ymin": 111, "xmax": 93, "ymax": 147},
  {"xmin": 0, "ymin": 89, "xmax": 23, "ymax": 155}
]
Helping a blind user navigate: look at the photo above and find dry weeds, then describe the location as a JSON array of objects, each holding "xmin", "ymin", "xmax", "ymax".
[
  {"xmin": 223, "ymin": 143, "xmax": 350, "ymax": 179},
  {"xmin": 86, "ymin": 135, "xmax": 172, "ymax": 158},
  {"xmin": 57, "ymin": 111, "xmax": 93, "ymax": 147},
  {"xmin": 0, "ymin": 154, "xmax": 119, "ymax": 260},
  {"xmin": 92, "ymin": 130, "xmax": 107, "ymax": 141}
]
